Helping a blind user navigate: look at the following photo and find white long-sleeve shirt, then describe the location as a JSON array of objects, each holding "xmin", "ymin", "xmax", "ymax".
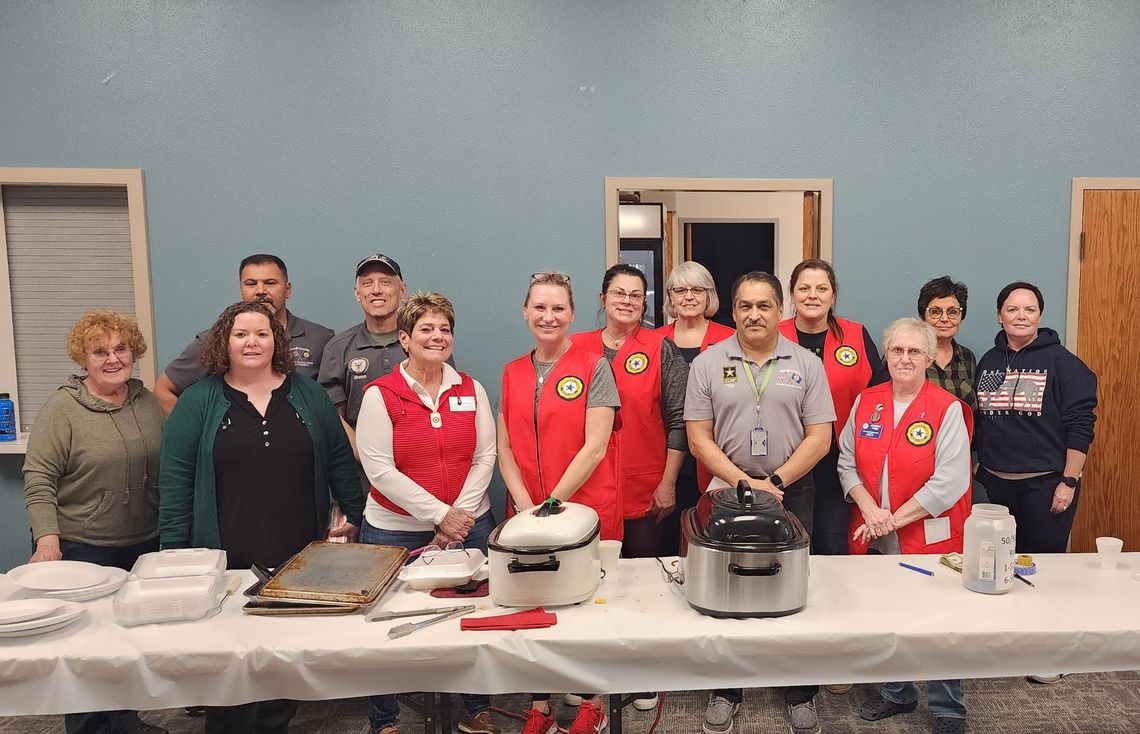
[{"xmin": 357, "ymin": 362, "xmax": 495, "ymax": 532}]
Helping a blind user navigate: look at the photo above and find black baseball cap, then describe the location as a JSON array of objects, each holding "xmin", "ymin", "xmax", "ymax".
[{"xmin": 355, "ymin": 253, "xmax": 402, "ymax": 279}]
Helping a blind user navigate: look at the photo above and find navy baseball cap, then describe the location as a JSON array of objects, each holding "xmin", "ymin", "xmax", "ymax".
[{"xmin": 355, "ymin": 253, "xmax": 402, "ymax": 279}]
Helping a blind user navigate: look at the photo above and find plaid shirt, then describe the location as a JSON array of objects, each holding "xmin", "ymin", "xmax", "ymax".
[{"xmin": 927, "ymin": 339, "xmax": 977, "ymax": 411}]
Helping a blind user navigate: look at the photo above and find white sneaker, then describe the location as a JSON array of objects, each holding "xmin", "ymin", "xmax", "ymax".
[
  {"xmin": 564, "ymin": 693, "xmax": 584, "ymax": 706},
  {"xmin": 632, "ymin": 694, "xmax": 658, "ymax": 711},
  {"xmin": 1026, "ymin": 674, "xmax": 1065, "ymax": 684}
]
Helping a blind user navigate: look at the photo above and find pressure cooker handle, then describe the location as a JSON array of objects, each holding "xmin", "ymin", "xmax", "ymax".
[
  {"xmin": 728, "ymin": 562, "xmax": 782, "ymax": 577},
  {"xmin": 735, "ymin": 479, "xmax": 755, "ymax": 508},
  {"xmin": 507, "ymin": 555, "xmax": 561, "ymax": 574}
]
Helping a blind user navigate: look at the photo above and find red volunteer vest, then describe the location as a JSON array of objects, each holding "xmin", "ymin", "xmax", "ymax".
[
  {"xmin": 364, "ymin": 370, "xmax": 478, "ymax": 516},
  {"xmin": 501, "ymin": 344, "xmax": 623, "ymax": 540},
  {"xmin": 657, "ymin": 320, "xmax": 735, "ymax": 492},
  {"xmin": 778, "ymin": 316, "xmax": 872, "ymax": 439},
  {"xmin": 849, "ymin": 381, "xmax": 974, "ymax": 555},
  {"xmin": 572, "ymin": 328, "xmax": 665, "ymax": 519}
]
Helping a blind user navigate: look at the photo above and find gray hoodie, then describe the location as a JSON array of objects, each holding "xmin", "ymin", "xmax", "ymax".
[{"xmin": 23, "ymin": 375, "xmax": 165, "ymax": 546}]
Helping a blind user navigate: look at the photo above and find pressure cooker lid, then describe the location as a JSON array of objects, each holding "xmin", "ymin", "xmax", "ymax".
[
  {"xmin": 490, "ymin": 499, "xmax": 600, "ymax": 552},
  {"xmin": 695, "ymin": 481, "xmax": 804, "ymax": 545}
]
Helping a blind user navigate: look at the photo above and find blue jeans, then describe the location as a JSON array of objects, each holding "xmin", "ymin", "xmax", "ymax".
[
  {"xmin": 881, "ymin": 679, "xmax": 966, "ymax": 719},
  {"xmin": 361, "ymin": 512, "xmax": 495, "ymax": 730},
  {"xmin": 55, "ymin": 537, "xmax": 158, "ymax": 734}
]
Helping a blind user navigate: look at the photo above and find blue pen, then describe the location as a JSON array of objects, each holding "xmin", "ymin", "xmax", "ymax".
[{"xmin": 898, "ymin": 562, "xmax": 934, "ymax": 577}]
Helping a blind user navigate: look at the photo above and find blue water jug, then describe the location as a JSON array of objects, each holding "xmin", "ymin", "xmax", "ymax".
[{"xmin": 0, "ymin": 393, "xmax": 15, "ymax": 442}]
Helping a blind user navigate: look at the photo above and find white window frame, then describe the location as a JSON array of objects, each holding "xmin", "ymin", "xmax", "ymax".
[{"xmin": 0, "ymin": 168, "xmax": 155, "ymax": 452}]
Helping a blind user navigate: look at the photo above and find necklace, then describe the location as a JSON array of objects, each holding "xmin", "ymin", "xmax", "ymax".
[
  {"xmin": 603, "ymin": 326, "xmax": 636, "ymax": 349},
  {"xmin": 536, "ymin": 361, "xmax": 556, "ymax": 385},
  {"xmin": 535, "ymin": 343, "xmax": 571, "ymax": 384}
]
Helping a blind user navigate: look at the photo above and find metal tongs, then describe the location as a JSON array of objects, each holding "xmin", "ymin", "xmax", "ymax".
[{"xmin": 383, "ymin": 604, "xmax": 476, "ymax": 639}]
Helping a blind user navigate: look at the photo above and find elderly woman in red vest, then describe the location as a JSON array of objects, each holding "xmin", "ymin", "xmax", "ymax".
[
  {"xmin": 571, "ymin": 263, "xmax": 688, "ymax": 560},
  {"xmin": 778, "ymin": 258, "xmax": 886, "ymax": 557},
  {"xmin": 499, "ymin": 271, "xmax": 621, "ymax": 734},
  {"xmin": 837, "ymin": 318, "xmax": 973, "ymax": 734},
  {"xmin": 355, "ymin": 292, "xmax": 498, "ymax": 734}
]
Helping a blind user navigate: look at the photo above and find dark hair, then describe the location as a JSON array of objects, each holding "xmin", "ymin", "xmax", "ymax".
[
  {"xmin": 239, "ymin": 254, "xmax": 288, "ymax": 280},
  {"xmin": 731, "ymin": 270, "xmax": 783, "ymax": 310},
  {"xmin": 996, "ymin": 281, "xmax": 1044, "ymax": 313},
  {"xmin": 600, "ymin": 263, "xmax": 648, "ymax": 322},
  {"xmin": 200, "ymin": 301, "xmax": 294, "ymax": 376},
  {"xmin": 789, "ymin": 258, "xmax": 843, "ymax": 340},
  {"xmin": 917, "ymin": 276, "xmax": 969, "ymax": 319}
]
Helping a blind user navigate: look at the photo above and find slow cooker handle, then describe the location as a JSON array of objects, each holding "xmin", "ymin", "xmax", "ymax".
[
  {"xmin": 507, "ymin": 555, "xmax": 561, "ymax": 574},
  {"xmin": 728, "ymin": 562, "xmax": 782, "ymax": 577},
  {"xmin": 735, "ymin": 479, "xmax": 755, "ymax": 508}
]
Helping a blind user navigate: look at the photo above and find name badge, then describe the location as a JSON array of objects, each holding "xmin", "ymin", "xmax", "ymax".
[
  {"xmin": 750, "ymin": 427, "xmax": 768, "ymax": 457},
  {"xmin": 859, "ymin": 422, "xmax": 883, "ymax": 439},
  {"xmin": 449, "ymin": 395, "xmax": 477, "ymax": 412}
]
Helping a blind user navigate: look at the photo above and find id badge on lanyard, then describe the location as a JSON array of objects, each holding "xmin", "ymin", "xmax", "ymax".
[{"xmin": 743, "ymin": 358, "xmax": 777, "ymax": 457}]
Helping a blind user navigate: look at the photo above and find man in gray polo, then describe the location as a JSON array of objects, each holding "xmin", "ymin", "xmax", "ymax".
[
  {"xmin": 154, "ymin": 253, "xmax": 334, "ymax": 414},
  {"xmin": 318, "ymin": 253, "xmax": 408, "ymax": 456},
  {"xmin": 685, "ymin": 270, "xmax": 835, "ymax": 734}
]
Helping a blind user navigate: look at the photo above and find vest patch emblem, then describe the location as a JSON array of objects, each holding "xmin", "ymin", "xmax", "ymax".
[
  {"xmin": 906, "ymin": 420, "xmax": 933, "ymax": 446},
  {"xmin": 556, "ymin": 376, "xmax": 585, "ymax": 401},
  {"xmin": 834, "ymin": 345, "xmax": 859, "ymax": 367},
  {"xmin": 625, "ymin": 352, "xmax": 650, "ymax": 375},
  {"xmin": 290, "ymin": 346, "xmax": 313, "ymax": 366},
  {"xmin": 348, "ymin": 357, "xmax": 369, "ymax": 375}
]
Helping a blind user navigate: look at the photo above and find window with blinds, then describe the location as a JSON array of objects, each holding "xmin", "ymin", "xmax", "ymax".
[{"xmin": 2, "ymin": 185, "xmax": 136, "ymax": 431}]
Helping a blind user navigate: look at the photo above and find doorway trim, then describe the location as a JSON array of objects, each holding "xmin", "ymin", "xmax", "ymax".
[
  {"xmin": 1066, "ymin": 177, "xmax": 1140, "ymax": 351},
  {"xmin": 604, "ymin": 177, "xmax": 833, "ymax": 267}
]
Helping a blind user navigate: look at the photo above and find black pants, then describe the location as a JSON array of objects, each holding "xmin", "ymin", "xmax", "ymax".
[
  {"xmin": 622, "ymin": 515, "xmax": 665, "ymax": 558},
  {"xmin": 976, "ymin": 468, "xmax": 1079, "ymax": 553},
  {"xmin": 205, "ymin": 700, "xmax": 298, "ymax": 734},
  {"xmin": 808, "ymin": 441, "xmax": 848, "ymax": 555},
  {"xmin": 660, "ymin": 467, "xmax": 702, "ymax": 557}
]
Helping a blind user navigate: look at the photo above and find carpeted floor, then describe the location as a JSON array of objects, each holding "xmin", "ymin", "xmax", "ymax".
[{"xmin": 3, "ymin": 673, "xmax": 1138, "ymax": 733}]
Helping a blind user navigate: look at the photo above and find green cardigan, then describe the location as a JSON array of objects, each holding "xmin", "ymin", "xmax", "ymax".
[{"xmin": 158, "ymin": 374, "xmax": 365, "ymax": 550}]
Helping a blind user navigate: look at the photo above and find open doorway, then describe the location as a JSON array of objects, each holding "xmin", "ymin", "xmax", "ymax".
[{"xmin": 688, "ymin": 223, "xmax": 775, "ymax": 327}]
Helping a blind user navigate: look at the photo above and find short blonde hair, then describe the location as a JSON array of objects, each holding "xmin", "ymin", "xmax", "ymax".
[
  {"xmin": 66, "ymin": 310, "xmax": 148, "ymax": 365},
  {"xmin": 882, "ymin": 317, "xmax": 937, "ymax": 357},
  {"xmin": 398, "ymin": 292, "xmax": 455, "ymax": 335},
  {"xmin": 663, "ymin": 261, "xmax": 719, "ymax": 318}
]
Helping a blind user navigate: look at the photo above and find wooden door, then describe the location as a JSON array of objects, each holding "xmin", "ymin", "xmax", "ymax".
[{"xmin": 1072, "ymin": 189, "xmax": 1140, "ymax": 552}]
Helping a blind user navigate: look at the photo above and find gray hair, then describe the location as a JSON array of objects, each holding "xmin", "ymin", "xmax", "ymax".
[
  {"xmin": 663, "ymin": 261, "xmax": 719, "ymax": 318},
  {"xmin": 882, "ymin": 317, "xmax": 937, "ymax": 357}
]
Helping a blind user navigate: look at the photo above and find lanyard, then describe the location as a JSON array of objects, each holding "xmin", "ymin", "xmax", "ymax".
[{"xmin": 741, "ymin": 357, "xmax": 777, "ymax": 426}]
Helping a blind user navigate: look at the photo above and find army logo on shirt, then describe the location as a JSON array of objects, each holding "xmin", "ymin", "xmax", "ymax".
[
  {"xmin": 905, "ymin": 421, "xmax": 933, "ymax": 447},
  {"xmin": 556, "ymin": 376, "xmax": 585, "ymax": 401},
  {"xmin": 834, "ymin": 345, "xmax": 859, "ymax": 367},
  {"xmin": 348, "ymin": 357, "xmax": 369, "ymax": 375},
  {"xmin": 625, "ymin": 352, "xmax": 650, "ymax": 375},
  {"xmin": 723, "ymin": 366, "xmax": 737, "ymax": 384}
]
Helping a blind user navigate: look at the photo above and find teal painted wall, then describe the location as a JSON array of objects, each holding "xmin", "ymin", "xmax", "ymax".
[{"xmin": 1, "ymin": 1, "xmax": 1137, "ymax": 570}]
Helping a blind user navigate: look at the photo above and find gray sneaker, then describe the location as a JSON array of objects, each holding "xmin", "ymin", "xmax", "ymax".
[
  {"xmin": 702, "ymin": 695, "xmax": 740, "ymax": 734},
  {"xmin": 788, "ymin": 700, "xmax": 821, "ymax": 734}
]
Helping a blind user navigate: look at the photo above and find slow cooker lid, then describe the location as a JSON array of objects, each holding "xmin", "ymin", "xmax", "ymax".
[
  {"xmin": 695, "ymin": 482, "xmax": 804, "ymax": 545},
  {"xmin": 492, "ymin": 499, "xmax": 600, "ymax": 550}
]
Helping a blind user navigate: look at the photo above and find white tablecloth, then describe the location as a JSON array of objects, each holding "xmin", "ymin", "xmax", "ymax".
[{"xmin": 1, "ymin": 553, "xmax": 1138, "ymax": 715}]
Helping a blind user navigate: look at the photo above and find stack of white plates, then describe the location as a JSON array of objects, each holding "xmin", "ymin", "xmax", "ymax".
[
  {"xmin": 7, "ymin": 560, "xmax": 128, "ymax": 601},
  {"xmin": 0, "ymin": 598, "xmax": 87, "ymax": 638}
]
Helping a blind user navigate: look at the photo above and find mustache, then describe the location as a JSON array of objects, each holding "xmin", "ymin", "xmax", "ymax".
[{"xmin": 744, "ymin": 319, "xmax": 766, "ymax": 327}]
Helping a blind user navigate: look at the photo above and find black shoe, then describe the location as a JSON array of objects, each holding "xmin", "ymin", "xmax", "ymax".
[
  {"xmin": 184, "ymin": 707, "xmax": 206, "ymax": 717},
  {"xmin": 859, "ymin": 697, "xmax": 917, "ymax": 721},
  {"xmin": 932, "ymin": 717, "xmax": 966, "ymax": 734}
]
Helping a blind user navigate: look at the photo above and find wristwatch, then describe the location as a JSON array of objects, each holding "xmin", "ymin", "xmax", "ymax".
[
  {"xmin": 1060, "ymin": 475, "xmax": 1079, "ymax": 488},
  {"xmin": 768, "ymin": 473, "xmax": 785, "ymax": 490}
]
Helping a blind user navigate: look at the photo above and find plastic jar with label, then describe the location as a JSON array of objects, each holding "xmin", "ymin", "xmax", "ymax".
[{"xmin": 962, "ymin": 503, "xmax": 1017, "ymax": 594}]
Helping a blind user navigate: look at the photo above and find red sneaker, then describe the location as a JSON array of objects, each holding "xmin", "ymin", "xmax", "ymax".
[
  {"xmin": 521, "ymin": 709, "xmax": 558, "ymax": 734},
  {"xmin": 569, "ymin": 701, "xmax": 608, "ymax": 734}
]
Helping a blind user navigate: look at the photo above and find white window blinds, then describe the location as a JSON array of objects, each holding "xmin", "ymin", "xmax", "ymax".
[{"xmin": 2, "ymin": 185, "xmax": 135, "ymax": 431}]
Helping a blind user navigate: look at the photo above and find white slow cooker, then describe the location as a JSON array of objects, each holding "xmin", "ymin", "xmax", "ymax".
[{"xmin": 487, "ymin": 500, "xmax": 601, "ymax": 607}]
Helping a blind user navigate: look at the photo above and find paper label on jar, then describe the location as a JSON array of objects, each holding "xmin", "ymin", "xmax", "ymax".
[{"xmin": 978, "ymin": 539, "xmax": 996, "ymax": 582}]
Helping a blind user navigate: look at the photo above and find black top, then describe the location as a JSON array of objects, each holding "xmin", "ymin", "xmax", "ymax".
[
  {"xmin": 214, "ymin": 376, "xmax": 317, "ymax": 570},
  {"xmin": 795, "ymin": 325, "xmax": 890, "ymax": 386}
]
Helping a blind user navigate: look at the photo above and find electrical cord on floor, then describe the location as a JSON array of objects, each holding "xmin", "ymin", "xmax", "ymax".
[{"xmin": 489, "ymin": 693, "xmax": 668, "ymax": 734}]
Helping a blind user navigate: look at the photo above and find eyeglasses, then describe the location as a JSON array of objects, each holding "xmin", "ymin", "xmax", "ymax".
[
  {"xmin": 887, "ymin": 346, "xmax": 928, "ymax": 360},
  {"xmin": 926, "ymin": 307, "xmax": 962, "ymax": 319},
  {"xmin": 88, "ymin": 345, "xmax": 132, "ymax": 361},
  {"xmin": 531, "ymin": 272, "xmax": 571, "ymax": 285},
  {"xmin": 670, "ymin": 286, "xmax": 708, "ymax": 297},
  {"xmin": 418, "ymin": 541, "xmax": 470, "ymax": 566},
  {"xmin": 606, "ymin": 289, "xmax": 646, "ymax": 303}
]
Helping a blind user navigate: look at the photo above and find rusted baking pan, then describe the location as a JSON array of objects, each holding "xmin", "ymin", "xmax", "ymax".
[{"xmin": 256, "ymin": 541, "xmax": 407, "ymax": 605}]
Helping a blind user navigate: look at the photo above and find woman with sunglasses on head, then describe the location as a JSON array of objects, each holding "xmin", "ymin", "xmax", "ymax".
[
  {"xmin": 655, "ymin": 261, "xmax": 734, "ymax": 555},
  {"xmin": 571, "ymin": 263, "xmax": 689, "ymax": 564},
  {"xmin": 499, "ymin": 272, "xmax": 622, "ymax": 734},
  {"xmin": 355, "ymin": 292, "xmax": 499, "ymax": 734},
  {"xmin": 778, "ymin": 259, "xmax": 887, "ymax": 559}
]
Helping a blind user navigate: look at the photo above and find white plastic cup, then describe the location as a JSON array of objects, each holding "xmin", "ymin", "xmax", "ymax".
[
  {"xmin": 599, "ymin": 540, "xmax": 622, "ymax": 576},
  {"xmin": 1096, "ymin": 536, "xmax": 1124, "ymax": 569}
]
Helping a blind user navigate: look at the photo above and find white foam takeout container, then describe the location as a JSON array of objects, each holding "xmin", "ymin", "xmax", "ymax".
[
  {"xmin": 112, "ymin": 574, "xmax": 227, "ymax": 626},
  {"xmin": 129, "ymin": 548, "xmax": 227, "ymax": 579},
  {"xmin": 397, "ymin": 548, "xmax": 488, "ymax": 591}
]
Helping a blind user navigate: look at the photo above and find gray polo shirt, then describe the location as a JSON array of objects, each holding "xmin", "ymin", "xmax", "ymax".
[
  {"xmin": 317, "ymin": 322, "xmax": 407, "ymax": 427},
  {"xmin": 163, "ymin": 310, "xmax": 334, "ymax": 391},
  {"xmin": 684, "ymin": 333, "xmax": 835, "ymax": 483}
]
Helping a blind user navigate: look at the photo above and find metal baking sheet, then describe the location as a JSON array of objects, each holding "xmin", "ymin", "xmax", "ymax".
[{"xmin": 257, "ymin": 542, "xmax": 407, "ymax": 605}]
